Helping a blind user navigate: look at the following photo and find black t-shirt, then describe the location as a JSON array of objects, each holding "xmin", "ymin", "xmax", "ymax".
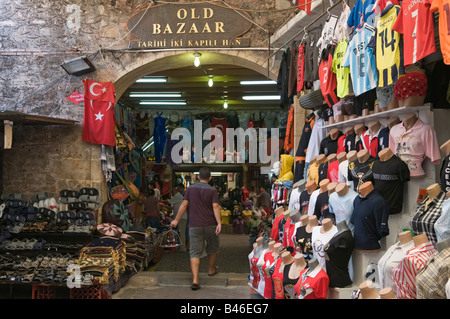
[
  {"xmin": 348, "ymin": 156, "xmax": 376, "ymax": 192},
  {"xmin": 440, "ymin": 155, "xmax": 450, "ymax": 193},
  {"xmin": 229, "ymin": 188, "xmax": 244, "ymax": 203},
  {"xmin": 324, "ymin": 229, "xmax": 355, "ymax": 288},
  {"xmin": 372, "ymin": 155, "xmax": 410, "ymax": 214},
  {"xmin": 314, "ymin": 191, "xmax": 334, "ymax": 223},
  {"xmin": 295, "ymin": 225, "xmax": 314, "ymax": 262},
  {"xmin": 344, "ymin": 133, "xmax": 357, "ymax": 152},
  {"xmin": 318, "ymin": 162, "xmax": 329, "ymax": 183},
  {"xmin": 320, "ymin": 132, "xmax": 343, "ymax": 156},
  {"xmin": 299, "ymin": 190, "xmax": 312, "ymax": 215}
]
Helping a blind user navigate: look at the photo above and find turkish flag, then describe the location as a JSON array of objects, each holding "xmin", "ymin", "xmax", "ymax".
[
  {"xmin": 83, "ymin": 79, "xmax": 116, "ymax": 103},
  {"xmin": 82, "ymin": 79, "xmax": 116, "ymax": 146}
]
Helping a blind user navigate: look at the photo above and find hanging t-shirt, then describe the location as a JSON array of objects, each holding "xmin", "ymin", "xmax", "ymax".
[
  {"xmin": 317, "ymin": 14, "xmax": 339, "ymax": 58},
  {"xmin": 392, "ymin": 0, "xmax": 436, "ymax": 66},
  {"xmin": 319, "ymin": 50, "xmax": 339, "ymax": 107},
  {"xmin": 311, "ymin": 225, "xmax": 338, "ymax": 271},
  {"xmin": 347, "ymin": 0, "xmax": 377, "ymax": 30},
  {"xmin": 334, "ymin": 3, "xmax": 352, "ymax": 42},
  {"xmin": 328, "ymin": 188, "xmax": 358, "ymax": 234},
  {"xmin": 332, "ymin": 39, "xmax": 351, "ymax": 98},
  {"xmin": 372, "ymin": 155, "xmax": 410, "ymax": 215},
  {"xmin": 368, "ymin": 4, "xmax": 405, "ymax": 87},
  {"xmin": 342, "ymin": 24, "xmax": 378, "ymax": 96},
  {"xmin": 324, "ymin": 229, "xmax": 355, "ymax": 288},
  {"xmin": 431, "ymin": 0, "xmax": 450, "ymax": 65}
]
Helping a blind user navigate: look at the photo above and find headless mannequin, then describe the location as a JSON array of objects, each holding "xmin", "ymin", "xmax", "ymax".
[
  {"xmin": 278, "ymin": 251, "xmax": 295, "ymax": 275},
  {"xmin": 267, "ymin": 240, "xmax": 276, "ymax": 253},
  {"xmin": 316, "ymin": 154, "xmax": 327, "ymax": 166},
  {"xmin": 327, "ymin": 182, "xmax": 337, "ymax": 195},
  {"xmin": 273, "ymin": 243, "xmax": 283, "ymax": 260},
  {"xmin": 379, "ymin": 287, "xmax": 397, "ymax": 299},
  {"xmin": 436, "ymin": 237, "xmax": 450, "ymax": 252},
  {"xmin": 306, "ymin": 215, "xmax": 319, "ymax": 233},
  {"xmin": 328, "ymin": 153, "xmax": 337, "ymax": 165},
  {"xmin": 319, "ymin": 179, "xmax": 330, "ymax": 194},
  {"xmin": 305, "ymin": 257, "xmax": 320, "ymax": 275},
  {"xmin": 402, "ymin": 66, "xmax": 426, "ymax": 107},
  {"xmin": 379, "ymin": 148, "xmax": 394, "ymax": 162},
  {"xmin": 413, "ymin": 233, "xmax": 429, "ymax": 247},
  {"xmin": 289, "ymin": 209, "xmax": 301, "ymax": 224},
  {"xmin": 288, "ymin": 254, "xmax": 308, "ymax": 280},
  {"xmin": 347, "ymin": 150, "xmax": 358, "ymax": 163},
  {"xmin": 440, "ymin": 139, "xmax": 450, "ymax": 157},
  {"xmin": 337, "ymin": 152, "xmax": 347, "ymax": 164},
  {"xmin": 398, "ymin": 230, "xmax": 414, "ymax": 245},
  {"xmin": 320, "ymin": 218, "xmax": 334, "ymax": 233},
  {"xmin": 402, "ymin": 113, "xmax": 418, "ymax": 131},
  {"xmin": 335, "ymin": 182, "xmax": 350, "ymax": 197},
  {"xmin": 357, "ymin": 149, "xmax": 371, "ymax": 164},
  {"xmin": 425, "ymin": 183, "xmax": 442, "ymax": 211},
  {"xmin": 359, "ymin": 280, "xmax": 379, "ymax": 299},
  {"xmin": 274, "ymin": 206, "xmax": 285, "ymax": 218},
  {"xmin": 300, "ymin": 214, "xmax": 309, "ymax": 226},
  {"xmin": 330, "ymin": 129, "xmax": 341, "ymax": 141},
  {"xmin": 344, "ymin": 126, "xmax": 354, "ymax": 137},
  {"xmin": 354, "ymin": 124, "xmax": 366, "ymax": 140},
  {"xmin": 336, "ymin": 220, "xmax": 350, "ymax": 233},
  {"xmin": 305, "ymin": 181, "xmax": 317, "ymax": 195},
  {"xmin": 359, "ymin": 181, "xmax": 375, "ymax": 198},
  {"xmin": 388, "ymin": 117, "xmax": 401, "ymax": 129},
  {"xmin": 368, "ymin": 121, "xmax": 381, "ymax": 138},
  {"xmin": 254, "ymin": 236, "xmax": 264, "ymax": 258}
]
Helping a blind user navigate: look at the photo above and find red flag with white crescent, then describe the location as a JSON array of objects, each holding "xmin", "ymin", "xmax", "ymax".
[{"xmin": 82, "ymin": 79, "xmax": 116, "ymax": 146}]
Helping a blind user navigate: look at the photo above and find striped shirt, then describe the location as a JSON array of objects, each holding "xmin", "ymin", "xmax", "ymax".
[
  {"xmin": 416, "ymin": 248, "xmax": 450, "ymax": 299},
  {"xmin": 392, "ymin": 242, "xmax": 437, "ymax": 299},
  {"xmin": 411, "ymin": 191, "xmax": 446, "ymax": 244},
  {"xmin": 342, "ymin": 24, "xmax": 378, "ymax": 96}
]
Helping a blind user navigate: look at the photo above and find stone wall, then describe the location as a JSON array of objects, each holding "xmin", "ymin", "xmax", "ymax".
[
  {"xmin": 0, "ymin": 0, "xmax": 294, "ymax": 122},
  {"xmin": 2, "ymin": 124, "xmax": 104, "ymax": 201}
]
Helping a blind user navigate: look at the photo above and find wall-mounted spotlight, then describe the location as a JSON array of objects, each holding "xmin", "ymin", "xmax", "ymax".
[
  {"xmin": 61, "ymin": 56, "xmax": 96, "ymax": 76},
  {"xmin": 193, "ymin": 52, "xmax": 201, "ymax": 67}
]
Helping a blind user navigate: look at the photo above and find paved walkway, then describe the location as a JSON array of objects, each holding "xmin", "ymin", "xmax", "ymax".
[{"xmin": 113, "ymin": 232, "xmax": 255, "ymax": 299}]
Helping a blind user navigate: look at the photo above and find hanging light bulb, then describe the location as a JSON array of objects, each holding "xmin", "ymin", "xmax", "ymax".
[
  {"xmin": 193, "ymin": 52, "xmax": 201, "ymax": 67},
  {"xmin": 223, "ymin": 101, "xmax": 228, "ymax": 109},
  {"xmin": 208, "ymin": 76, "xmax": 214, "ymax": 87}
]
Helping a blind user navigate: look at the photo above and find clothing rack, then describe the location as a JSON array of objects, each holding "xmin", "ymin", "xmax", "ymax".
[{"xmin": 266, "ymin": 0, "xmax": 345, "ymax": 77}]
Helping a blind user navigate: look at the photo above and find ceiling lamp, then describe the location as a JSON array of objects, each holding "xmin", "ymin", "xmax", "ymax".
[
  {"xmin": 129, "ymin": 93, "xmax": 182, "ymax": 98},
  {"xmin": 193, "ymin": 52, "xmax": 201, "ymax": 67},
  {"xmin": 60, "ymin": 56, "xmax": 96, "ymax": 76},
  {"xmin": 140, "ymin": 101, "xmax": 187, "ymax": 105},
  {"xmin": 242, "ymin": 95, "xmax": 280, "ymax": 100},
  {"xmin": 208, "ymin": 76, "xmax": 214, "ymax": 87},
  {"xmin": 135, "ymin": 76, "xmax": 167, "ymax": 83},
  {"xmin": 240, "ymin": 80, "xmax": 277, "ymax": 85},
  {"xmin": 223, "ymin": 101, "xmax": 228, "ymax": 109}
]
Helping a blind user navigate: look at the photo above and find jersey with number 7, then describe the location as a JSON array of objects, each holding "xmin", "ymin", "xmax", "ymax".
[{"xmin": 392, "ymin": 0, "xmax": 436, "ymax": 66}]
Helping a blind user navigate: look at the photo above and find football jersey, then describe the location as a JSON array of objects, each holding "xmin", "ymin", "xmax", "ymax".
[
  {"xmin": 347, "ymin": 0, "xmax": 378, "ymax": 30},
  {"xmin": 318, "ymin": 50, "xmax": 339, "ymax": 107},
  {"xmin": 368, "ymin": 4, "xmax": 405, "ymax": 87},
  {"xmin": 430, "ymin": 0, "xmax": 450, "ymax": 65},
  {"xmin": 342, "ymin": 24, "xmax": 378, "ymax": 96},
  {"xmin": 392, "ymin": 0, "xmax": 436, "ymax": 66},
  {"xmin": 332, "ymin": 39, "xmax": 351, "ymax": 98}
]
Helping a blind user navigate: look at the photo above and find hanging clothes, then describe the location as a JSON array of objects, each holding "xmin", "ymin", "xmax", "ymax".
[
  {"xmin": 294, "ymin": 113, "xmax": 315, "ymax": 182},
  {"xmin": 135, "ymin": 112, "xmax": 150, "ymax": 147},
  {"xmin": 277, "ymin": 48, "xmax": 292, "ymax": 108},
  {"xmin": 284, "ymin": 106, "xmax": 295, "ymax": 153},
  {"xmin": 153, "ymin": 112, "xmax": 166, "ymax": 163}
]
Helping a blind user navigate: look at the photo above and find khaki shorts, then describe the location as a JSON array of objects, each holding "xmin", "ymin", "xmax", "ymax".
[{"xmin": 189, "ymin": 226, "xmax": 220, "ymax": 258}]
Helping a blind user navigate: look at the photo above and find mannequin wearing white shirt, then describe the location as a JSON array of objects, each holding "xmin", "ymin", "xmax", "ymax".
[{"xmin": 311, "ymin": 218, "xmax": 338, "ymax": 270}]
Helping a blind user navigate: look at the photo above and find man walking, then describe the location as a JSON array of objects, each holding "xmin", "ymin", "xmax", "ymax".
[{"xmin": 170, "ymin": 167, "xmax": 222, "ymax": 290}]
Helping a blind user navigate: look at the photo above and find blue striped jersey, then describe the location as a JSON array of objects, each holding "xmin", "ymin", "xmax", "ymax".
[{"xmin": 342, "ymin": 24, "xmax": 378, "ymax": 96}]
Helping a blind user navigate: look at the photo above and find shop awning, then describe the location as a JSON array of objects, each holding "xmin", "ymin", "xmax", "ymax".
[{"xmin": 0, "ymin": 111, "xmax": 77, "ymax": 126}]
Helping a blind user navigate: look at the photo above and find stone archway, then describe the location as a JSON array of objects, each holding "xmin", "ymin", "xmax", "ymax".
[{"xmin": 110, "ymin": 50, "xmax": 278, "ymax": 99}]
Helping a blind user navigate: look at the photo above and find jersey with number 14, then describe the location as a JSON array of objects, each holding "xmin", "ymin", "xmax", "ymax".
[
  {"xmin": 369, "ymin": 4, "xmax": 405, "ymax": 86},
  {"xmin": 392, "ymin": 0, "xmax": 436, "ymax": 66}
]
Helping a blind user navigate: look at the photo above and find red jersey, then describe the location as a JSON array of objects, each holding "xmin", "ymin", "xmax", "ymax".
[
  {"xmin": 294, "ymin": 267, "xmax": 330, "ymax": 299},
  {"xmin": 318, "ymin": 52, "xmax": 339, "ymax": 107},
  {"xmin": 392, "ymin": 0, "xmax": 436, "ymax": 66},
  {"xmin": 431, "ymin": 0, "xmax": 450, "ymax": 65},
  {"xmin": 262, "ymin": 251, "xmax": 275, "ymax": 299},
  {"xmin": 270, "ymin": 214, "xmax": 284, "ymax": 242}
]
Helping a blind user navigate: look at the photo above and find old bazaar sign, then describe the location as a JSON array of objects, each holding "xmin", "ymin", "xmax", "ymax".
[{"xmin": 127, "ymin": 2, "xmax": 252, "ymax": 49}]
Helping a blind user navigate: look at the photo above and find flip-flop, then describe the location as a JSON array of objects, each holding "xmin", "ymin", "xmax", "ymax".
[
  {"xmin": 191, "ymin": 283, "xmax": 201, "ymax": 290},
  {"xmin": 208, "ymin": 266, "xmax": 219, "ymax": 276}
]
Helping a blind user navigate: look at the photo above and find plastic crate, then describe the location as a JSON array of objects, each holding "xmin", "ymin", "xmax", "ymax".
[
  {"xmin": 70, "ymin": 280, "xmax": 109, "ymax": 299},
  {"xmin": 32, "ymin": 284, "xmax": 56, "ymax": 299}
]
